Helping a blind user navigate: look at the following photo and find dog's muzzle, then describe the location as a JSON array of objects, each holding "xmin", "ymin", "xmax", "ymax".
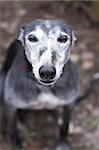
[{"xmin": 39, "ymin": 65, "xmax": 56, "ymax": 84}]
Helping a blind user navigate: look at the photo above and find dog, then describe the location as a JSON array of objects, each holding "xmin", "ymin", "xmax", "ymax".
[{"xmin": 1, "ymin": 19, "xmax": 80, "ymax": 150}]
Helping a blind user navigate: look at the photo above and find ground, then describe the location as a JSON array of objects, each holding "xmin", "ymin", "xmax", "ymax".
[{"xmin": 0, "ymin": 1, "xmax": 99, "ymax": 150}]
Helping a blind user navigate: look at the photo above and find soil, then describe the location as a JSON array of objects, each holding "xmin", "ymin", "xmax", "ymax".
[{"xmin": 0, "ymin": 1, "xmax": 99, "ymax": 150}]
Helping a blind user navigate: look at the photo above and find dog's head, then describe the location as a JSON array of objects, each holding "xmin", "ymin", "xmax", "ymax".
[{"xmin": 18, "ymin": 19, "xmax": 76, "ymax": 86}]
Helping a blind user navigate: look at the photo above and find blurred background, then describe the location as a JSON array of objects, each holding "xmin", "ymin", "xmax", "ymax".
[{"xmin": 0, "ymin": 1, "xmax": 99, "ymax": 150}]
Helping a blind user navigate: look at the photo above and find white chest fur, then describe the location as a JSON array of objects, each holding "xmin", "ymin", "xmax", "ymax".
[{"xmin": 32, "ymin": 92, "xmax": 67, "ymax": 109}]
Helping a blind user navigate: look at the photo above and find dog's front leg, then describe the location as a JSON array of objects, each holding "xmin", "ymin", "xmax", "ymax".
[
  {"xmin": 5, "ymin": 104, "xmax": 23, "ymax": 150},
  {"xmin": 10, "ymin": 109, "xmax": 24, "ymax": 150},
  {"xmin": 56, "ymin": 106, "xmax": 71, "ymax": 150},
  {"xmin": 1, "ymin": 103, "xmax": 24, "ymax": 150}
]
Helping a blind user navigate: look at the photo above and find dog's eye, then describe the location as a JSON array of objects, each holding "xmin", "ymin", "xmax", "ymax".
[
  {"xmin": 28, "ymin": 35, "xmax": 38, "ymax": 42},
  {"xmin": 57, "ymin": 35, "xmax": 68, "ymax": 43}
]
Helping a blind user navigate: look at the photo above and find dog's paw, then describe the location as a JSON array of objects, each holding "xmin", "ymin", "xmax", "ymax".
[{"xmin": 55, "ymin": 142, "xmax": 70, "ymax": 150}]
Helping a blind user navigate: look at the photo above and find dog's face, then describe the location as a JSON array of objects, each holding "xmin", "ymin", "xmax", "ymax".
[{"xmin": 18, "ymin": 20, "xmax": 76, "ymax": 85}]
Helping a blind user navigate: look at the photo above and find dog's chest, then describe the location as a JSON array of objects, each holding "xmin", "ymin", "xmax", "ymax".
[
  {"xmin": 5, "ymin": 79, "xmax": 67, "ymax": 109},
  {"xmin": 4, "ymin": 70, "xmax": 66, "ymax": 109},
  {"xmin": 30, "ymin": 92, "xmax": 67, "ymax": 109},
  {"xmin": 4, "ymin": 73, "xmax": 77, "ymax": 110}
]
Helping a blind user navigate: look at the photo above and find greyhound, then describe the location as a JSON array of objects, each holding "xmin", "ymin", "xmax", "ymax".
[{"xmin": 1, "ymin": 19, "xmax": 80, "ymax": 150}]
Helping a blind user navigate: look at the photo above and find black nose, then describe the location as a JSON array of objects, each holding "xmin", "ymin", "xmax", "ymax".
[{"xmin": 39, "ymin": 65, "xmax": 56, "ymax": 80}]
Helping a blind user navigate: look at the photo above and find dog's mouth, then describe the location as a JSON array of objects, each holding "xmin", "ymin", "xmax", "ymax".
[{"xmin": 39, "ymin": 79, "xmax": 55, "ymax": 86}]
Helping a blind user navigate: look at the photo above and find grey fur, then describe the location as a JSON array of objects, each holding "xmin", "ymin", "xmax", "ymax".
[
  {"xmin": 1, "ymin": 19, "xmax": 80, "ymax": 150},
  {"xmin": 4, "ymin": 19, "xmax": 79, "ymax": 109}
]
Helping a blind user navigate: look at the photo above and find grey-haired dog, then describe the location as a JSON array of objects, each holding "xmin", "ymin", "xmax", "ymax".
[{"xmin": 1, "ymin": 19, "xmax": 80, "ymax": 150}]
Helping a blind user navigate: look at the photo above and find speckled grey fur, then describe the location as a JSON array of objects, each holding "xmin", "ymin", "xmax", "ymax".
[
  {"xmin": 3, "ymin": 20, "xmax": 80, "ymax": 110},
  {"xmin": 1, "ymin": 19, "xmax": 80, "ymax": 150}
]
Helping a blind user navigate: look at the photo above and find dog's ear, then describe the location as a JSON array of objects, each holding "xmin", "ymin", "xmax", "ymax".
[
  {"xmin": 18, "ymin": 25, "xmax": 26, "ymax": 46},
  {"xmin": 3, "ymin": 40, "xmax": 24, "ymax": 73},
  {"xmin": 71, "ymin": 30, "xmax": 77, "ymax": 47}
]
